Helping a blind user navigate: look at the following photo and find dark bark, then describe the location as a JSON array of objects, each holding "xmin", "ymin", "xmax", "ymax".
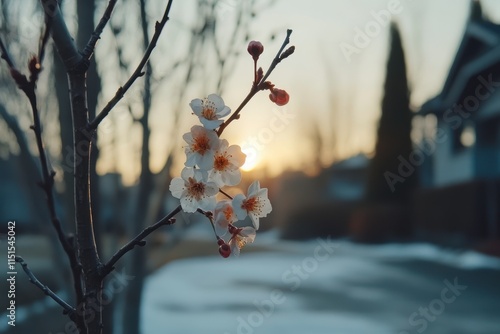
[{"xmin": 49, "ymin": 2, "xmax": 102, "ymax": 332}]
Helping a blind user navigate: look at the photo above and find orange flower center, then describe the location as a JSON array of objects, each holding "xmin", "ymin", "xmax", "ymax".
[
  {"xmin": 223, "ymin": 205, "xmax": 233, "ymax": 221},
  {"xmin": 214, "ymin": 154, "xmax": 230, "ymax": 171},
  {"xmin": 201, "ymin": 107, "xmax": 217, "ymax": 120},
  {"xmin": 192, "ymin": 135, "xmax": 210, "ymax": 155},
  {"xmin": 187, "ymin": 177, "xmax": 205, "ymax": 200},
  {"xmin": 242, "ymin": 196, "xmax": 259, "ymax": 213},
  {"xmin": 236, "ymin": 235, "xmax": 248, "ymax": 249}
]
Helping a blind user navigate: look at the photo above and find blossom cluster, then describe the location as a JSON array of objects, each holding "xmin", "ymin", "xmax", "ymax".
[
  {"xmin": 169, "ymin": 38, "xmax": 292, "ymax": 257},
  {"xmin": 169, "ymin": 93, "xmax": 272, "ymax": 257}
]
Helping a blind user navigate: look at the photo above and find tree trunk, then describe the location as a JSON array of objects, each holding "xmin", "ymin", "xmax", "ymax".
[{"xmin": 49, "ymin": 2, "xmax": 103, "ymax": 332}]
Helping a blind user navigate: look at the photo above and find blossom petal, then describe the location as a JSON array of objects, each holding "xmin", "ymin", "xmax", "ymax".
[
  {"xmin": 198, "ymin": 196, "xmax": 217, "ymax": 211},
  {"xmin": 180, "ymin": 195, "xmax": 198, "ymax": 213},
  {"xmin": 227, "ymin": 145, "xmax": 246, "ymax": 167},
  {"xmin": 204, "ymin": 182, "xmax": 220, "ymax": 197},
  {"xmin": 222, "ymin": 169, "xmax": 241, "ymax": 186},
  {"xmin": 207, "ymin": 93, "xmax": 225, "ymax": 109},
  {"xmin": 198, "ymin": 150, "xmax": 215, "ymax": 170},
  {"xmin": 200, "ymin": 118, "xmax": 223, "ymax": 130},
  {"xmin": 214, "ymin": 200, "xmax": 233, "ymax": 236},
  {"xmin": 240, "ymin": 226, "xmax": 256, "ymax": 242},
  {"xmin": 169, "ymin": 177, "xmax": 186, "ymax": 199},
  {"xmin": 247, "ymin": 180, "xmax": 260, "ymax": 197},
  {"xmin": 184, "ymin": 153, "xmax": 197, "ymax": 167},
  {"xmin": 190, "ymin": 98, "xmax": 203, "ymax": 116},
  {"xmin": 218, "ymin": 106, "xmax": 231, "ymax": 117},
  {"xmin": 232, "ymin": 194, "xmax": 247, "ymax": 220},
  {"xmin": 182, "ymin": 132, "xmax": 194, "ymax": 144},
  {"xmin": 249, "ymin": 213, "xmax": 260, "ymax": 230},
  {"xmin": 181, "ymin": 167, "xmax": 194, "ymax": 180},
  {"xmin": 229, "ymin": 240, "xmax": 241, "ymax": 257}
]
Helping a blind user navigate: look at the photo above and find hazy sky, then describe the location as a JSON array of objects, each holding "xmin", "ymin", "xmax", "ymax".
[{"xmin": 91, "ymin": 0, "xmax": 500, "ymax": 184}]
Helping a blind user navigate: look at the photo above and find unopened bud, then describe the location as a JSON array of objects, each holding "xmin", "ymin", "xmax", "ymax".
[
  {"xmin": 218, "ymin": 243, "xmax": 231, "ymax": 258},
  {"xmin": 247, "ymin": 41, "xmax": 264, "ymax": 61},
  {"xmin": 280, "ymin": 45, "xmax": 295, "ymax": 60}
]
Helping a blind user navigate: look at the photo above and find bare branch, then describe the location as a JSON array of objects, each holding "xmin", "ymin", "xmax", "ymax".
[
  {"xmin": 82, "ymin": 0, "xmax": 118, "ymax": 60},
  {"xmin": 0, "ymin": 29, "xmax": 83, "ymax": 308},
  {"xmin": 88, "ymin": 0, "xmax": 175, "ymax": 130},
  {"xmin": 101, "ymin": 204, "xmax": 181, "ymax": 278},
  {"xmin": 15, "ymin": 256, "xmax": 76, "ymax": 317}
]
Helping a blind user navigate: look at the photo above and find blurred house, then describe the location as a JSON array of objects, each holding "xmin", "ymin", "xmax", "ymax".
[
  {"xmin": 276, "ymin": 154, "xmax": 368, "ymax": 239},
  {"xmin": 417, "ymin": 1, "xmax": 500, "ymax": 242},
  {"xmin": 325, "ymin": 153, "xmax": 368, "ymax": 202}
]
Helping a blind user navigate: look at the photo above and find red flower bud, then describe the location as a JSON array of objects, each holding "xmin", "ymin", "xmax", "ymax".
[
  {"xmin": 247, "ymin": 41, "xmax": 264, "ymax": 61},
  {"xmin": 269, "ymin": 88, "xmax": 289, "ymax": 106},
  {"xmin": 218, "ymin": 243, "xmax": 231, "ymax": 258}
]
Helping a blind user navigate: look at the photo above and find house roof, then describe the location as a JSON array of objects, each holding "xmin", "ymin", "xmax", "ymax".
[{"xmin": 419, "ymin": 3, "xmax": 500, "ymax": 116}]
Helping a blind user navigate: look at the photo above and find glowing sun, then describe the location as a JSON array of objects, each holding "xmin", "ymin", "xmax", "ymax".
[{"xmin": 241, "ymin": 147, "xmax": 260, "ymax": 171}]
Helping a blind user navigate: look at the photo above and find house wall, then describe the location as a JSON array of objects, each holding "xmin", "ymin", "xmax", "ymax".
[
  {"xmin": 476, "ymin": 92, "xmax": 500, "ymax": 179},
  {"xmin": 433, "ymin": 125, "xmax": 474, "ymax": 187}
]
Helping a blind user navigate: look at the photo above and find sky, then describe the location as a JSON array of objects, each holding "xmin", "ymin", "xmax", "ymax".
[{"xmin": 87, "ymin": 0, "xmax": 500, "ymax": 184}]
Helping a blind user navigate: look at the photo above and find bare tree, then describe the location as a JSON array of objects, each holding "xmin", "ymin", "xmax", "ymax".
[{"xmin": 0, "ymin": 1, "xmax": 293, "ymax": 333}]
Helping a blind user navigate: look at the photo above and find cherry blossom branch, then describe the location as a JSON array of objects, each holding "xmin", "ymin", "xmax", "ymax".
[
  {"xmin": 15, "ymin": 256, "xmax": 77, "ymax": 319},
  {"xmin": 217, "ymin": 29, "xmax": 293, "ymax": 136},
  {"xmin": 101, "ymin": 204, "xmax": 180, "ymax": 277},
  {"xmin": 82, "ymin": 0, "xmax": 118, "ymax": 60},
  {"xmin": 88, "ymin": 0, "xmax": 174, "ymax": 131}
]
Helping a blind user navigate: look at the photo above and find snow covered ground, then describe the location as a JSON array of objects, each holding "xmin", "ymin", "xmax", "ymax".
[{"xmin": 141, "ymin": 231, "xmax": 500, "ymax": 334}]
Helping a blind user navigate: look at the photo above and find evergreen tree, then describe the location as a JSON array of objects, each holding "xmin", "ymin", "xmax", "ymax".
[{"xmin": 365, "ymin": 23, "xmax": 417, "ymax": 203}]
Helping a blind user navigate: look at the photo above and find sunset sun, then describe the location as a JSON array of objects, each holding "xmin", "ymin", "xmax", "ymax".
[{"xmin": 241, "ymin": 147, "xmax": 260, "ymax": 171}]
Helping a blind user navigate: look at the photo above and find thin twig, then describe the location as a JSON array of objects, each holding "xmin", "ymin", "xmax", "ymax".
[
  {"xmin": 0, "ymin": 33, "xmax": 83, "ymax": 307},
  {"xmin": 101, "ymin": 204, "xmax": 181, "ymax": 277},
  {"xmin": 82, "ymin": 0, "xmax": 118, "ymax": 60},
  {"xmin": 88, "ymin": 0, "xmax": 174, "ymax": 130},
  {"xmin": 217, "ymin": 29, "xmax": 293, "ymax": 136},
  {"xmin": 258, "ymin": 29, "xmax": 292, "ymax": 85},
  {"xmin": 16, "ymin": 256, "xmax": 76, "ymax": 316},
  {"xmin": 219, "ymin": 189, "xmax": 233, "ymax": 200},
  {"xmin": 196, "ymin": 208, "xmax": 220, "ymax": 238}
]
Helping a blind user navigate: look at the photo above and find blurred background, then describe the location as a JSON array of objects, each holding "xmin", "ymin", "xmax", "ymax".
[{"xmin": 1, "ymin": 0, "xmax": 500, "ymax": 333}]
